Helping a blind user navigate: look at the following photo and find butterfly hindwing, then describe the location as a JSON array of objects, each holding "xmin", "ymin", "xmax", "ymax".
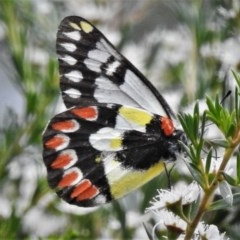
[
  {"xmin": 43, "ymin": 104, "xmax": 182, "ymax": 207},
  {"xmin": 56, "ymin": 16, "xmax": 175, "ymax": 117}
]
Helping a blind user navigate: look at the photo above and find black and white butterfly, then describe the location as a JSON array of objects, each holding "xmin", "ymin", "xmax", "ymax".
[{"xmin": 42, "ymin": 16, "xmax": 186, "ymax": 207}]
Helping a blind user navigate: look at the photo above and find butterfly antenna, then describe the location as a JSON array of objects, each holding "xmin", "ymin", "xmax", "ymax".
[{"xmin": 220, "ymin": 90, "xmax": 232, "ymax": 105}]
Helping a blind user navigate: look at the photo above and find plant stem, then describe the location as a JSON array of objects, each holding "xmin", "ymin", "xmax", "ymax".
[{"xmin": 184, "ymin": 128, "xmax": 240, "ymax": 239}]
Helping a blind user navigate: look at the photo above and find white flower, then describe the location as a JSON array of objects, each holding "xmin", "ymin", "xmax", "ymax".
[
  {"xmin": 218, "ymin": 6, "xmax": 236, "ymax": 19},
  {"xmin": 161, "ymin": 210, "xmax": 187, "ymax": 229},
  {"xmin": 159, "ymin": 28, "xmax": 191, "ymax": 65},
  {"xmin": 200, "ymin": 37, "xmax": 240, "ymax": 67},
  {"xmin": 151, "ymin": 209, "xmax": 187, "ymax": 239},
  {"xmin": 147, "ymin": 181, "xmax": 200, "ymax": 211},
  {"xmin": 196, "ymin": 222, "xmax": 228, "ymax": 240}
]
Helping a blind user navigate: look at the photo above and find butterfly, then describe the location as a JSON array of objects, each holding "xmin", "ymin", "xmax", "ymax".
[{"xmin": 42, "ymin": 16, "xmax": 186, "ymax": 207}]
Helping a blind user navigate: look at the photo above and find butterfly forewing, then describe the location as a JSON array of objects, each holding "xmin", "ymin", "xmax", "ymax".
[
  {"xmin": 56, "ymin": 16, "xmax": 175, "ymax": 117},
  {"xmin": 42, "ymin": 16, "xmax": 186, "ymax": 207}
]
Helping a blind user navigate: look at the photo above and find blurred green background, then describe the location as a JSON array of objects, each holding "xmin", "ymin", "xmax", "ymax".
[{"xmin": 0, "ymin": 0, "xmax": 240, "ymax": 239}]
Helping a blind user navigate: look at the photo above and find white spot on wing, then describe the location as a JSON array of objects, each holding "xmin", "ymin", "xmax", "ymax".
[
  {"xmin": 89, "ymin": 127, "xmax": 123, "ymax": 151},
  {"xmin": 64, "ymin": 88, "xmax": 81, "ymax": 98},
  {"xmin": 84, "ymin": 58, "xmax": 101, "ymax": 72},
  {"xmin": 103, "ymin": 157, "xmax": 128, "ymax": 184},
  {"xmin": 106, "ymin": 61, "xmax": 121, "ymax": 76},
  {"xmin": 65, "ymin": 70, "xmax": 83, "ymax": 82},
  {"xmin": 60, "ymin": 55, "xmax": 77, "ymax": 65},
  {"xmin": 63, "ymin": 31, "xmax": 81, "ymax": 41},
  {"xmin": 60, "ymin": 43, "xmax": 77, "ymax": 52},
  {"xmin": 103, "ymin": 153, "xmax": 121, "ymax": 174},
  {"xmin": 88, "ymin": 49, "xmax": 110, "ymax": 63}
]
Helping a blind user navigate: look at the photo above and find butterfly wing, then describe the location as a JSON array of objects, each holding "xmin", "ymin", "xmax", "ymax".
[
  {"xmin": 57, "ymin": 16, "xmax": 175, "ymax": 118},
  {"xmin": 43, "ymin": 104, "xmax": 181, "ymax": 207},
  {"xmin": 42, "ymin": 16, "xmax": 185, "ymax": 207}
]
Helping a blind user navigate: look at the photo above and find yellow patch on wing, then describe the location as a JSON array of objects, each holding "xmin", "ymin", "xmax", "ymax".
[
  {"xmin": 69, "ymin": 22, "xmax": 81, "ymax": 30},
  {"xmin": 110, "ymin": 137, "xmax": 122, "ymax": 150},
  {"xmin": 80, "ymin": 21, "xmax": 93, "ymax": 33},
  {"xmin": 119, "ymin": 106, "xmax": 152, "ymax": 126},
  {"xmin": 107, "ymin": 161, "xmax": 165, "ymax": 199}
]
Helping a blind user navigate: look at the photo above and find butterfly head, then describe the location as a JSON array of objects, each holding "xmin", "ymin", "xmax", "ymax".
[{"xmin": 158, "ymin": 116, "xmax": 187, "ymax": 162}]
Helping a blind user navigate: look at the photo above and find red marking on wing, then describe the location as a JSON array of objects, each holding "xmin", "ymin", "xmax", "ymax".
[
  {"xmin": 51, "ymin": 153, "xmax": 72, "ymax": 169},
  {"xmin": 160, "ymin": 117, "xmax": 175, "ymax": 136},
  {"xmin": 71, "ymin": 179, "xmax": 91, "ymax": 198},
  {"xmin": 71, "ymin": 106, "xmax": 97, "ymax": 120},
  {"xmin": 58, "ymin": 171, "xmax": 78, "ymax": 188},
  {"xmin": 71, "ymin": 179, "xmax": 99, "ymax": 201},
  {"xmin": 52, "ymin": 120, "xmax": 76, "ymax": 131},
  {"xmin": 77, "ymin": 186, "xmax": 99, "ymax": 201},
  {"xmin": 45, "ymin": 135, "xmax": 65, "ymax": 149}
]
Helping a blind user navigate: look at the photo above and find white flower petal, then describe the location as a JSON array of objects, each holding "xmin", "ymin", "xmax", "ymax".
[
  {"xmin": 147, "ymin": 181, "xmax": 200, "ymax": 211},
  {"xmin": 196, "ymin": 222, "xmax": 228, "ymax": 240}
]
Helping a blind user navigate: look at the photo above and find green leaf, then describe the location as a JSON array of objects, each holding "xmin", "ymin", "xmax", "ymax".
[
  {"xmin": 223, "ymin": 172, "xmax": 238, "ymax": 186},
  {"xmin": 189, "ymin": 194, "xmax": 201, "ymax": 219},
  {"xmin": 193, "ymin": 102, "xmax": 200, "ymax": 137},
  {"xmin": 209, "ymin": 193, "xmax": 240, "ymax": 211},
  {"xmin": 184, "ymin": 161, "xmax": 204, "ymax": 188},
  {"xmin": 205, "ymin": 148, "xmax": 212, "ymax": 174},
  {"xmin": 178, "ymin": 102, "xmax": 202, "ymax": 146},
  {"xmin": 237, "ymin": 154, "xmax": 240, "ymax": 181},
  {"xmin": 206, "ymin": 139, "xmax": 229, "ymax": 148},
  {"xmin": 235, "ymin": 86, "xmax": 239, "ymax": 122},
  {"xmin": 206, "ymin": 97, "xmax": 215, "ymax": 114},
  {"xmin": 232, "ymin": 70, "xmax": 240, "ymax": 89}
]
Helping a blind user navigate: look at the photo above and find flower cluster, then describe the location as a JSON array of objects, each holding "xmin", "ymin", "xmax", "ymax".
[
  {"xmin": 147, "ymin": 181, "xmax": 200, "ymax": 212},
  {"xmin": 147, "ymin": 182, "xmax": 229, "ymax": 239}
]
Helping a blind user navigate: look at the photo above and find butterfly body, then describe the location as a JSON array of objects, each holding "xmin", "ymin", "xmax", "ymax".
[{"xmin": 42, "ymin": 16, "xmax": 186, "ymax": 207}]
